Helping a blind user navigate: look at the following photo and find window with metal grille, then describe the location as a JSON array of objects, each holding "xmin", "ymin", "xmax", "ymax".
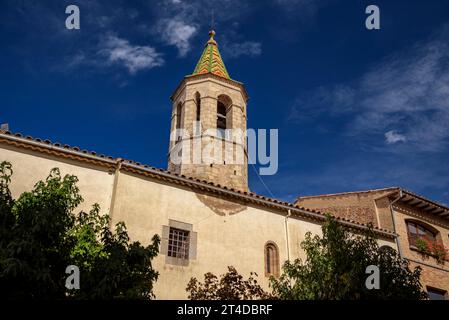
[{"xmin": 168, "ymin": 227, "xmax": 190, "ymax": 259}]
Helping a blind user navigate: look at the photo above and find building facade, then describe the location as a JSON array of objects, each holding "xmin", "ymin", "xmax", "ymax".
[
  {"xmin": 297, "ymin": 188, "xmax": 449, "ymax": 299},
  {"xmin": 0, "ymin": 30, "xmax": 447, "ymax": 299}
]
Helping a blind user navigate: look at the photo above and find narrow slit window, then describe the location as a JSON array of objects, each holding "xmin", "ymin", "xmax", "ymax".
[
  {"xmin": 264, "ymin": 242, "xmax": 279, "ymax": 277},
  {"xmin": 195, "ymin": 93, "xmax": 201, "ymax": 122}
]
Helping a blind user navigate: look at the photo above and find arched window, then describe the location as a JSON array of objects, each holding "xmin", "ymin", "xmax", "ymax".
[
  {"xmin": 264, "ymin": 242, "xmax": 280, "ymax": 277},
  {"xmin": 195, "ymin": 92, "xmax": 201, "ymax": 122},
  {"xmin": 217, "ymin": 95, "xmax": 232, "ymax": 138},
  {"xmin": 406, "ymin": 220, "xmax": 438, "ymax": 247}
]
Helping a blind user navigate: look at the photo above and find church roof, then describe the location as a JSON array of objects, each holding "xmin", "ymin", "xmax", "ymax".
[
  {"xmin": 192, "ymin": 30, "xmax": 230, "ymax": 79},
  {"xmin": 0, "ymin": 129, "xmax": 396, "ymax": 238}
]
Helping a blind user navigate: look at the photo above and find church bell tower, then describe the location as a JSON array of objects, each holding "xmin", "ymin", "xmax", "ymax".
[{"xmin": 168, "ymin": 30, "xmax": 249, "ymax": 192}]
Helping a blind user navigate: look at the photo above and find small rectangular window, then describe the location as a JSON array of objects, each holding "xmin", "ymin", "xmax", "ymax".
[
  {"xmin": 162, "ymin": 220, "xmax": 197, "ymax": 266},
  {"xmin": 168, "ymin": 227, "xmax": 190, "ymax": 260}
]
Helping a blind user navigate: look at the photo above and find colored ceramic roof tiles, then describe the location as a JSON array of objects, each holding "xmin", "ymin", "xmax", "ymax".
[{"xmin": 192, "ymin": 30, "xmax": 230, "ymax": 79}]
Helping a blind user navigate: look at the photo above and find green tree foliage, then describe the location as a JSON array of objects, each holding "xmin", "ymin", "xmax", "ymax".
[
  {"xmin": 270, "ymin": 215, "xmax": 427, "ymax": 300},
  {"xmin": 69, "ymin": 205, "xmax": 160, "ymax": 299},
  {"xmin": 0, "ymin": 161, "xmax": 160, "ymax": 300},
  {"xmin": 186, "ymin": 266, "xmax": 272, "ymax": 300},
  {"xmin": 186, "ymin": 215, "xmax": 426, "ymax": 300}
]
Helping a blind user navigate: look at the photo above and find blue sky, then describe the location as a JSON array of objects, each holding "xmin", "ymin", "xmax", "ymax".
[{"xmin": 1, "ymin": 0, "xmax": 449, "ymax": 205}]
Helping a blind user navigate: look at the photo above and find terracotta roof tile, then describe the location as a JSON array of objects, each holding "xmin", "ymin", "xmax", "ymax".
[{"xmin": 0, "ymin": 129, "xmax": 396, "ymax": 237}]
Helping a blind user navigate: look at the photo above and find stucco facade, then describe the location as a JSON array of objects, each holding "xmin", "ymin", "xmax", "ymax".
[
  {"xmin": 0, "ymin": 131, "xmax": 395, "ymax": 299},
  {"xmin": 0, "ymin": 143, "xmax": 115, "ymax": 214}
]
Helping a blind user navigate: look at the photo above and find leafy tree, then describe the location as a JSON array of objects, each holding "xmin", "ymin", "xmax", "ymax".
[
  {"xmin": 270, "ymin": 215, "xmax": 427, "ymax": 300},
  {"xmin": 0, "ymin": 165, "xmax": 81, "ymax": 299},
  {"xmin": 0, "ymin": 161, "xmax": 160, "ymax": 300},
  {"xmin": 186, "ymin": 215, "xmax": 426, "ymax": 300},
  {"xmin": 69, "ymin": 205, "xmax": 160, "ymax": 299},
  {"xmin": 186, "ymin": 266, "xmax": 272, "ymax": 300},
  {"xmin": 0, "ymin": 162, "xmax": 18, "ymax": 296}
]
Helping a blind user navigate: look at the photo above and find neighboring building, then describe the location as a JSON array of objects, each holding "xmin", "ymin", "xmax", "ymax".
[
  {"xmin": 0, "ymin": 30, "xmax": 445, "ymax": 299},
  {"xmin": 297, "ymin": 188, "xmax": 449, "ymax": 299}
]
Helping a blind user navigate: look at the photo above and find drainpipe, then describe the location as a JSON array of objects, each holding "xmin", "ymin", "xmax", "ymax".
[
  {"xmin": 285, "ymin": 209, "xmax": 292, "ymax": 261},
  {"xmin": 108, "ymin": 158, "xmax": 123, "ymax": 228},
  {"xmin": 389, "ymin": 189, "xmax": 404, "ymax": 258}
]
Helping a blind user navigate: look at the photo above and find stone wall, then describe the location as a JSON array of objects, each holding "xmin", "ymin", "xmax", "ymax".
[
  {"xmin": 168, "ymin": 74, "xmax": 248, "ymax": 192},
  {"xmin": 394, "ymin": 204, "xmax": 449, "ymax": 294},
  {"xmin": 296, "ymin": 189, "xmax": 395, "ymax": 227},
  {"xmin": 297, "ymin": 189, "xmax": 449, "ymax": 295}
]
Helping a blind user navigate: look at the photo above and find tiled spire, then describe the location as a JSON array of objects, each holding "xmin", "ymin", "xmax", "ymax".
[{"xmin": 192, "ymin": 30, "xmax": 230, "ymax": 79}]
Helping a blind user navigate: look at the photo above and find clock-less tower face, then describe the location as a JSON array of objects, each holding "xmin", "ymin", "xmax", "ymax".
[{"xmin": 168, "ymin": 30, "xmax": 249, "ymax": 192}]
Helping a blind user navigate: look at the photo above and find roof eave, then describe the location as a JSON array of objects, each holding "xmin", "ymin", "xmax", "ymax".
[
  {"xmin": 398, "ymin": 189, "xmax": 449, "ymax": 219},
  {"xmin": 0, "ymin": 130, "xmax": 394, "ymax": 239}
]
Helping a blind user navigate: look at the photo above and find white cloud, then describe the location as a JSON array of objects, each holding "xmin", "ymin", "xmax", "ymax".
[
  {"xmin": 157, "ymin": 19, "xmax": 198, "ymax": 56},
  {"xmin": 100, "ymin": 35, "xmax": 164, "ymax": 74},
  {"xmin": 152, "ymin": 0, "xmax": 255, "ymax": 56},
  {"xmin": 385, "ymin": 131, "xmax": 407, "ymax": 144},
  {"xmin": 290, "ymin": 26, "xmax": 449, "ymax": 152},
  {"xmin": 151, "ymin": 0, "xmax": 324, "ymax": 57},
  {"xmin": 223, "ymin": 41, "xmax": 262, "ymax": 58}
]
